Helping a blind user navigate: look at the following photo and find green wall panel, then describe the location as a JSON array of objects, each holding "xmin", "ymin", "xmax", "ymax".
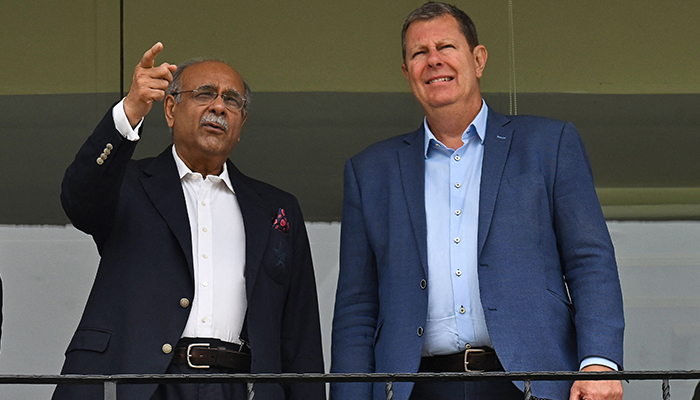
[{"xmin": 1, "ymin": 92, "xmax": 699, "ymax": 224}]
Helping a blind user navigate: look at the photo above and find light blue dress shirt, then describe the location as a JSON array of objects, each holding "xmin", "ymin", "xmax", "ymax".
[
  {"xmin": 422, "ymin": 100, "xmax": 491, "ymax": 357},
  {"xmin": 420, "ymin": 100, "xmax": 617, "ymax": 371}
]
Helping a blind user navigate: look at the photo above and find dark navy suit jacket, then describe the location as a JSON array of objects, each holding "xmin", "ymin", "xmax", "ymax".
[
  {"xmin": 331, "ymin": 110, "xmax": 624, "ymax": 400},
  {"xmin": 53, "ymin": 110, "xmax": 325, "ymax": 400}
]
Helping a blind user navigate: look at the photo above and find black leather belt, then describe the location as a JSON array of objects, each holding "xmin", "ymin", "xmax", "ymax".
[
  {"xmin": 172, "ymin": 340, "xmax": 251, "ymax": 372},
  {"xmin": 419, "ymin": 348, "xmax": 504, "ymax": 372}
]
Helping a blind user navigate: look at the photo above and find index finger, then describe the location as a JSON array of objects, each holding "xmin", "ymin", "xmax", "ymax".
[{"xmin": 139, "ymin": 42, "xmax": 164, "ymax": 69}]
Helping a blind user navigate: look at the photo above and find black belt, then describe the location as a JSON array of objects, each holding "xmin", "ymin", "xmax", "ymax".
[
  {"xmin": 172, "ymin": 339, "xmax": 251, "ymax": 372},
  {"xmin": 419, "ymin": 348, "xmax": 504, "ymax": 372}
]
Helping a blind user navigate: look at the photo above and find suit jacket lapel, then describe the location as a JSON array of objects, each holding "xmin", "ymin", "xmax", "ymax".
[
  {"xmin": 226, "ymin": 160, "xmax": 271, "ymax": 301},
  {"xmin": 140, "ymin": 145, "xmax": 194, "ymax": 277},
  {"xmin": 478, "ymin": 111, "xmax": 513, "ymax": 256},
  {"xmin": 399, "ymin": 128, "xmax": 429, "ymax": 274}
]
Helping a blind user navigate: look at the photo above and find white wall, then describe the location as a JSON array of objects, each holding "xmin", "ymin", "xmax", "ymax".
[{"xmin": 0, "ymin": 222, "xmax": 698, "ymax": 399}]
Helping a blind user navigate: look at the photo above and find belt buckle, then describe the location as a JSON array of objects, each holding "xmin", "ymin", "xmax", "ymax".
[
  {"xmin": 464, "ymin": 348, "xmax": 486, "ymax": 372},
  {"xmin": 187, "ymin": 343, "xmax": 211, "ymax": 369}
]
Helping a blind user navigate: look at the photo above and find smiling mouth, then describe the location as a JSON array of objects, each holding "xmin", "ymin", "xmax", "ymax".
[{"xmin": 427, "ymin": 77, "xmax": 454, "ymax": 84}]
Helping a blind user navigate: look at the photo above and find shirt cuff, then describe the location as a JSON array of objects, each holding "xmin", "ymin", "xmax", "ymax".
[
  {"xmin": 112, "ymin": 98, "xmax": 143, "ymax": 141},
  {"xmin": 580, "ymin": 357, "xmax": 619, "ymax": 371}
]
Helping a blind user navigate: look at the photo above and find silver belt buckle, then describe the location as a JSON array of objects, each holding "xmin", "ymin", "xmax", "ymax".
[
  {"xmin": 464, "ymin": 348, "xmax": 486, "ymax": 371},
  {"xmin": 187, "ymin": 343, "xmax": 211, "ymax": 369}
]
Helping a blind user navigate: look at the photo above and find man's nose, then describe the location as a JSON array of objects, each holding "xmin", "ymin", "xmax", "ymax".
[
  {"xmin": 209, "ymin": 94, "xmax": 227, "ymax": 114},
  {"xmin": 427, "ymin": 49, "xmax": 443, "ymax": 67}
]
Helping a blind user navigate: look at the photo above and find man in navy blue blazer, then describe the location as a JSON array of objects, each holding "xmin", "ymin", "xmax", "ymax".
[
  {"xmin": 53, "ymin": 43, "xmax": 324, "ymax": 400},
  {"xmin": 331, "ymin": 3, "xmax": 624, "ymax": 400}
]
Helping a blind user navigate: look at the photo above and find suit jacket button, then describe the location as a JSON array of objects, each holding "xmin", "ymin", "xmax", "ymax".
[
  {"xmin": 106, "ymin": 143, "xmax": 114, "ymax": 150},
  {"xmin": 417, "ymin": 327, "xmax": 424, "ymax": 337},
  {"xmin": 96, "ymin": 157, "xmax": 104, "ymax": 165},
  {"xmin": 100, "ymin": 153, "xmax": 108, "ymax": 160},
  {"xmin": 103, "ymin": 147, "xmax": 111, "ymax": 155},
  {"xmin": 162, "ymin": 343, "xmax": 173, "ymax": 354},
  {"xmin": 420, "ymin": 279, "xmax": 427, "ymax": 289},
  {"xmin": 180, "ymin": 298, "xmax": 190, "ymax": 308}
]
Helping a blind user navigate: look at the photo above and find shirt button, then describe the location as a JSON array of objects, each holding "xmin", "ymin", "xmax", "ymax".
[
  {"xmin": 201, "ymin": 201, "xmax": 206, "ymax": 206},
  {"xmin": 202, "ymin": 254, "xmax": 208, "ymax": 259},
  {"xmin": 420, "ymin": 279, "xmax": 427, "ymax": 289},
  {"xmin": 179, "ymin": 298, "xmax": 190, "ymax": 308},
  {"xmin": 466, "ymin": 343, "xmax": 472, "ymax": 350},
  {"xmin": 202, "ymin": 282, "xmax": 208, "ymax": 287},
  {"xmin": 162, "ymin": 343, "xmax": 172, "ymax": 354},
  {"xmin": 454, "ymin": 238, "xmax": 461, "ymax": 244},
  {"xmin": 454, "ymin": 155, "xmax": 461, "ymax": 161},
  {"xmin": 459, "ymin": 306, "xmax": 466, "ymax": 314},
  {"xmin": 202, "ymin": 227, "xmax": 208, "ymax": 233},
  {"xmin": 456, "ymin": 269, "xmax": 462, "ymax": 277},
  {"xmin": 455, "ymin": 182, "xmax": 462, "ymax": 188},
  {"xmin": 417, "ymin": 326, "xmax": 424, "ymax": 337},
  {"xmin": 201, "ymin": 317, "xmax": 208, "ymax": 323},
  {"xmin": 455, "ymin": 210, "xmax": 461, "ymax": 216}
]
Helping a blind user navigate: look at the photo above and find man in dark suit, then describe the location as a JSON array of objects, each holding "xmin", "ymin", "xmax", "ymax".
[
  {"xmin": 54, "ymin": 43, "xmax": 324, "ymax": 400},
  {"xmin": 331, "ymin": 3, "xmax": 624, "ymax": 400}
]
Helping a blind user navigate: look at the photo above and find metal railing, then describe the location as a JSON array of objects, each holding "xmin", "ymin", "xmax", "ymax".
[{"xmin": 2, "ymin": 370, "xmax": 700, "ymax": 400}]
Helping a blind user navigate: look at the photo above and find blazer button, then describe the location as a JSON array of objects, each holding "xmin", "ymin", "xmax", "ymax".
[
  {"xmin": 162, "ymin": 343, "xmax": 173, "ymax": 354},
  {"xmin": 106, "ymin": 143, "xmax": 114, "ymax": 150},
  {"xmin": 96, "ymin": 157, "xmax": 104, "ymax": 165},
  {"xmin": 179, "ymin": 298, "xmax": 190, "ymax": 308},
  {"xmin": 417, "ymin": 326, "xmax": 424, "ymax": 337},
  {"xmin": 420, "ymin": 279, "xmax": 427, "ymax": 290}
]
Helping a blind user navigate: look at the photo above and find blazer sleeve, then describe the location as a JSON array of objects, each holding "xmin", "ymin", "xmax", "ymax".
[
  {"xmin": 330, "ymin": 158, "xmax": 379, "ymax": 400},
  {"xmin": 61, "ymin": 109, "xmax": 138, "ymax": 243},
  {"xmin": 553, "ymin": 122, "xmax": 625, "ymax": 368}
]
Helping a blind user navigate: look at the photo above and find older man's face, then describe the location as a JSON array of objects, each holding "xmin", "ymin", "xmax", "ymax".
[
  {"xmin": 165, "ymin": 61, "xmax": 247, "ymax": 170},
  {"xmin": 402, "ymin": 15, "xmax": 487, "ymax": 114}
]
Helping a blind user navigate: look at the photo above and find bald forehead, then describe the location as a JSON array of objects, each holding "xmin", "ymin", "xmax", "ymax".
[{"xmin": 181, "ymin": 61, "xmax": 245, "ymax": 93}]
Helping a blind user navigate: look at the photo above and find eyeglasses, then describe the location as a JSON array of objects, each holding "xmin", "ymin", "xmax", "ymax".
[{"xmin": 171, "ymin": 87, "xmax": 247, "ymax": 112}]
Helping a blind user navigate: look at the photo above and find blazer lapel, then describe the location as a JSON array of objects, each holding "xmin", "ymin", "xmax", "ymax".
[
  {"xmin": 227, "ymin": 160, "xmax": 271, "ymax": 301},
  {"xmin": 398, "ymin": 128, "xmax": 428, "ymax": 274},
  {"xmin": 478, "ymin": 111, "xmax": 513, "ymax": 256},
  {"xmin": 140, "ymin": 145, "xmax": 194, "ymax": 277}
]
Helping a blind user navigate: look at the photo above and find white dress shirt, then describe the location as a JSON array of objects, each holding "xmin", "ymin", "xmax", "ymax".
[{"xmin": 112, "ymin": 99, "xmax": 248, "ymax": 345}]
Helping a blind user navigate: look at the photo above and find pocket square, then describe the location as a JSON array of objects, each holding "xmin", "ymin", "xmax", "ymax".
[{"xmin": 272, "ymin": 208, "xmax": 290, "ymax": 233}]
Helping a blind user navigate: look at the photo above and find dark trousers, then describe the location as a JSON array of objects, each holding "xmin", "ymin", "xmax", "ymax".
[
  {"xmin": 409, "ymin": 380, "xmax": 526, "ymax": 400},
  {"xmin": 150, "ymin": 363, "xmax": 248, "ymax": 400}
]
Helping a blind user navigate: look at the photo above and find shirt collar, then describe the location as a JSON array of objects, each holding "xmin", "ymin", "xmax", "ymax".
[
  {"xmin": 423, "ymin": 99, "xmax": 489, "ymax": 158},
  {"xmin": 171, "ymin": 145, "xmax": 235, "ymax": 194}
]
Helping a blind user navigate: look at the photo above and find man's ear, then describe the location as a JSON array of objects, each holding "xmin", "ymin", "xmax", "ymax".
[
  {"xmin": 473, "ymin": 45, "xmax": 488, "ymax": 79},
  {"xmin": 401, "ymin": 62, "xmax": 409, "ymax": 80},
  {"xmin": 164, "ymin": 95, "xmax": 176, "ymax": 128}
]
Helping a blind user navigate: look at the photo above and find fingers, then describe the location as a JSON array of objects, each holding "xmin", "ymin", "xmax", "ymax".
[
  {"xmin": 570, "ymin": 380, "xmax": 623, "ymax": 400},
  {"xmin": 123, "ymin": 42, "xmax": 178, "ymax": 126},
  {"xmin": 139, "ymin": 42, "xmax": 163, "ymax": 69}
]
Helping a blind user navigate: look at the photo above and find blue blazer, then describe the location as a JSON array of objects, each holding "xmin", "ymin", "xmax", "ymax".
[
  {"xmin": 54, "ymin": 110, "xmax": 325, "ymax": 400},
  {"xmin": 331, "ymin": 110, "xmax": 624, "ymax": 400}
]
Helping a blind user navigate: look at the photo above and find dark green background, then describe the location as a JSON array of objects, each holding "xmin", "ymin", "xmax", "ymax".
[{"xmin": 2, "ymin": 92, "xmax": 699, "ymax": 224}]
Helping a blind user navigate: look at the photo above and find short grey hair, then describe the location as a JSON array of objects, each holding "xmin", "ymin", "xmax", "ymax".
[
  {"xmin": 165, "ymin": 58, "xmax": 252, "ymax": 113},
  {"xmin": 401, "ymin": 1, "xmax": 480, "ymax": 61}
]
